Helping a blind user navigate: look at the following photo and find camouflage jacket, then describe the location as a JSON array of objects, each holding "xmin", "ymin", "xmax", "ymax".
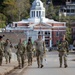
[
  {"xmin": 58, "ymin": 40, "xmax": 69, "ymax": 53},
  {"xmin": 0, "ymin": 41, "xmax": 4, "ymax": 55},
  {"xmin": 26, "ymin": 43, "xmax": 33, "ymax": 52},
  {"xmin": 15, "ymin": 43, "xmax": 26, "ymax": 55},
  {"xmin": 34, "ymin": 39, "xmax": 45, "ymax": 53}
]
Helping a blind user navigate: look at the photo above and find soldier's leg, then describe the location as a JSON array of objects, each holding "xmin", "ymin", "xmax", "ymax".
[
  {"xmin": 30, "ymin": 53, "xmax": 32, "ymax": 65},
  {"xmin": 5, "ymin": 53, "xmax": 8, "ymax": 64},
  {"xmin": 21, "ymin": 55, "xmax": 24, "ymax": 68},
  {"xmin": 17, "ymin": 56, "xmax": 21, "ymax": 68},
  {"xmin": 64, "ymin": 55, "xmax": 68, "ymax": 68},
  {"xmin": 40, "ymin": 56, "xmax": 43, "ymax": 68},
  {"xmin": 6, "ymin": 58, "xmax": 8, "ymax": 64},
  {"xmin": 37, "ymin": 56, "xmax": 40, "ymax": 68},
  {"xmin": 0, "ymin": 56, "xmax": 2, "ymax": 66},
  {"xmin": 59, "ymin": 56, "xmax": 62, "ymax": 67},
  {"xmin": 31, "ymin": 56, "xmax": 32, "ymax": 65},
  {"xmin": 9, "ymin": 53, "xmax": 11, "ymax": 63}
]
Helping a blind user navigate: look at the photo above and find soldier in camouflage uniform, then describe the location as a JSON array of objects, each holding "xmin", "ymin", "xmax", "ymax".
[
  {"xmin": 15, "ymin": 38, "xmax": 26, "ymax": 68},
  {"xmin": 0, "ymin": 36, "xmax": 4, "ymax": 66},
  {"xmin": 26, "ymin": 37, "xmax": 33, "ymax": 66},
  {"xmin": 34, "ymin": 35, "xmax": 45, "ymax": 68},
  {"xmin": 4, "ymin": 39, "xmax": 12, "ymax": 64},
  {"xmin": 58, "ymin": 35, "xmax": 69, "ymax": 68}
]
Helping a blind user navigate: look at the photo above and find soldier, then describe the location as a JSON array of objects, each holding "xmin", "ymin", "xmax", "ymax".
[
  {"xmin": 0, "ymin": 36, "xmax": 4, "ymax": 66},
  {"xmin": 15, "ymin": 38, "xmax": 26, "ymax": 69},
  {"xmin": 58, "ymin": 35, "xmax": 69, "ymax": 68},
  {"xmin": 34, "ymin": 35, "xmax": 45, "ymax": 68},
  {"xmin": 26, "ymin": 37, "xmax": 33, "ymax": 66},
  {"xmin": 4, "ymin": 39, "xmax": 12, "ymax": 64}
]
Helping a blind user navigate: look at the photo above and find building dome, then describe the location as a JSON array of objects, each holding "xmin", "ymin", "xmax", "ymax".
[
  {"xmin": 30, "ymin": 0, "xmax": 45, "ymax": 18},
  {"xmin": 31, "ymin": 0, "xmax": 44, "ymax": 10}
]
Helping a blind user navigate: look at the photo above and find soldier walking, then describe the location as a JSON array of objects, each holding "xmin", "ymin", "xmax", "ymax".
[
  {"xmin": 26, "ymin": 37, "xmax": 33, "ymax": 66},
  {"xmin": 34, "ymin": 35, "xmax": 45, "ymax": 68},
  {"xmin": 58, "ymin": 35, "xmax": 69, "ymax": 68},
  {"xmin": 0, "ymin": 36, "xmax": 4, "ymax": 66},
  {"xmin": 15, "ymin": 38, "xmax": 26, "ymax": 69},
  {"xmin": 4, "ymin": 39, "xmax": 12, "ymax": 64}
]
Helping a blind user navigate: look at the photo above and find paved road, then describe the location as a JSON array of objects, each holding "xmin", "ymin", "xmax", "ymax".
[
  {"xmin": 8, "ymin": 51, "xmax": 75, "ymax": 75},
  {"xmin": 22, "ymin": 51, "xmax": 75, "ymax": 75}
]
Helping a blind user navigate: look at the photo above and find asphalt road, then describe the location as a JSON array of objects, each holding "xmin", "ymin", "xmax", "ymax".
[{"xmin": 23, "ymin": 51, "xmax": 75, "ymax": 75}]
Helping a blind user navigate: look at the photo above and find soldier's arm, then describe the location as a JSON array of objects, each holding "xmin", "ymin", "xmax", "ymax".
[
  {"xmin": 43, "ymin": 41, "xmax": 46, "ymax": 53},
  {"xmin": 23, "ymin": 45, "xmax": 26, "ymax": 54},
  {"xmin": 66, "ymin": 41, "xmax": 69, "ymax": 53},
  {"xmin": 1, "ymin": 43, "xmax": 4, "ymax": 55},
  {"xmin": 57, "ymin": 44, "xmax": 61, "ymax": 52}
]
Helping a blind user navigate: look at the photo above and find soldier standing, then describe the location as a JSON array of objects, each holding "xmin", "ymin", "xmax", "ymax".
[
  {"xmin": 4, "ymin": 39, "xmax": 12, "ymax": 64},
  {"xmin": 34, "ymin": 35, "xmax": 45, "ymax": 68},
  {"xmin": 15, "ymin": 38, "xmax": 26, "ymax": 68},
  {"xmin": 58, "ymin": 35, "xmax": 69, "ymax": 68},
  {"xmin": 0, "ymin": 36, "xmax": 4, "ymax": 66},
  {"xmin": 26, "ymin": 37, "xmax": 33, "ymax": 66}
]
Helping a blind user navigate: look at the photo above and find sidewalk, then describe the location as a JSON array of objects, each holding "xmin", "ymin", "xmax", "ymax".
[
  {"xmin": 0, "ymin": 61, "xmax": 18, "ymax": 75},
  {"xmin": 0, "ymin": 53, "xmax": 18, "ymax": 75},
  {"xmin": 0, "ymin": 52, "xmax": 36, "ymax": 75}
]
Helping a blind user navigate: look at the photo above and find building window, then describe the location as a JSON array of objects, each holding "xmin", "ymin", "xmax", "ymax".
[
  {"xmin": 15, "ymin": 23, "xmax": 17, "ymax": 27},
  {"xmin": 56, "ymin": 40, "xmax": 59, "ymax": 44},
  {"xmin": 38, "ymin": 31, "xmax": 43, "ymax": 35},
  {"xmin": 39, "ymin": 11, "xmax": 41, "ymax": 17},
  {"xmin": 71, "ymin": 9, "xmax": 74, "ymax": 13},
  {"xmin": 34, "ymin": 11, "xmax": 35, "ymax": 17},
  {"xmin": 32, "ymin": 11, "xmax": 34, "ymax": 17},
  {"xmin": 67, "ymin": 9, "xmax": 70, "ymax": 13},
  {"xmin": 56, "ymin": 32, "xmax": 59, "ymax": 36},
  {"xmin": 36, "ymin": 11, "xmax": 38, "ymax": 17}
]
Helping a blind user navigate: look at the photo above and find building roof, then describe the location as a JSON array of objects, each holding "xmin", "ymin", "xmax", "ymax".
[{"xmin": 31, "ymin": 0, "xmax": 45, "ymax": 10}]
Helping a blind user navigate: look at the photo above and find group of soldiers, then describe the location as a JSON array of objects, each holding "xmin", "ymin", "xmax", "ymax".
[
  {"xmin": 0, "ymin": 34, "xmax": 69, "ymax": 69},
  {"xmin": 14, "ymin": 35, "xmax": 46, "ymax": 69}
]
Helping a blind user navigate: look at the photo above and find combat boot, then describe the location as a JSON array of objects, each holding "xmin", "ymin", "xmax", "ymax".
[
  {"xmin": 59, "ymin": 65, "xmax": 62, "ymax": 68},
  {"xmin": 41, "ymin": 64, "xmax": 44, "ymax": 68},
  {"xmin": 38, "ymin": 64, "xmax": 40, "ymax": 68},
  {"xmin": 64, "ymin": 65, "xmax": 68, "ymax": 68}
]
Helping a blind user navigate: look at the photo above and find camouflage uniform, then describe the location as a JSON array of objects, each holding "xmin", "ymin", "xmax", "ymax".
[
  {"xmin": 58, "ymin": 40, "xmax": 69, "ymax": 68},
  {"xmin": 4, "ymin": 41, "xmax": 12, "ymax": 64},
  {"xmin": 15, "ymin": 42, "xmax": 26, "ymax": 68},
  {"xmin": 26, "ymin": 42, "xmax": 33, "ymax": 66},
  {"xmin": 35, "ymin": 39, "xmax": 45, "ymax": 68},
  {"xmin": 0, "ymin": 38, "xmax": 4, "ymax": 66}
]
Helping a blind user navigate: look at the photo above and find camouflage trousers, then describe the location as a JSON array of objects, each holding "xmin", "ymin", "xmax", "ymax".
[
  {"xmin": 17, "ymin": 54, "xmax": 25, "ymax": 68},
  {"xmin": 59, "ymin": 52, "xmax": 67, "ymax": 66},
  {"xmin": 0, "ymin": 56, "xmax": 2, "ymax": 66},
  {"xmin": 27, "ymin": 52, "xmax": 32, "ymax": 66},
  {"xmin": 36, "ymin": 51, "xmax": 44, "ymax": 67},
  {"xmin": 4, "ymin": 52, "xmax": 11, "ymax": 64},
  {"xmin": 0, "ymin": 52, "xmax": 3, "ymax": 66}
]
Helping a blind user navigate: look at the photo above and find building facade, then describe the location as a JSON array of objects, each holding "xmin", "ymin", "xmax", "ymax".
[
  {"xmin": 6, "ymin": 0, "xmax": 66, "ymax": 47},
  {"xmin": 59, "ymin": 0, "xmax": 75, "ymax": 16}
]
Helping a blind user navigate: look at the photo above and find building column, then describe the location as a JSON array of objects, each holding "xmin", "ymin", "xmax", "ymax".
[
  {"xmin": 50, "ymin": 30, "xmax": 52, "ymax": 47},
  {"xmin": 43, "ymin": 31, "xmax": 45, "ymax": 41}
]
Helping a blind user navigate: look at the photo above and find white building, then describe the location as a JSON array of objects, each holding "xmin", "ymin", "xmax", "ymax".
[
  {"xmin": 59, "ymin": 0, "xmax": 75, "ymax": 16},
  {"xmin": 6, "ymin": 0, "xmax": 66, "ymax": 47}
]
